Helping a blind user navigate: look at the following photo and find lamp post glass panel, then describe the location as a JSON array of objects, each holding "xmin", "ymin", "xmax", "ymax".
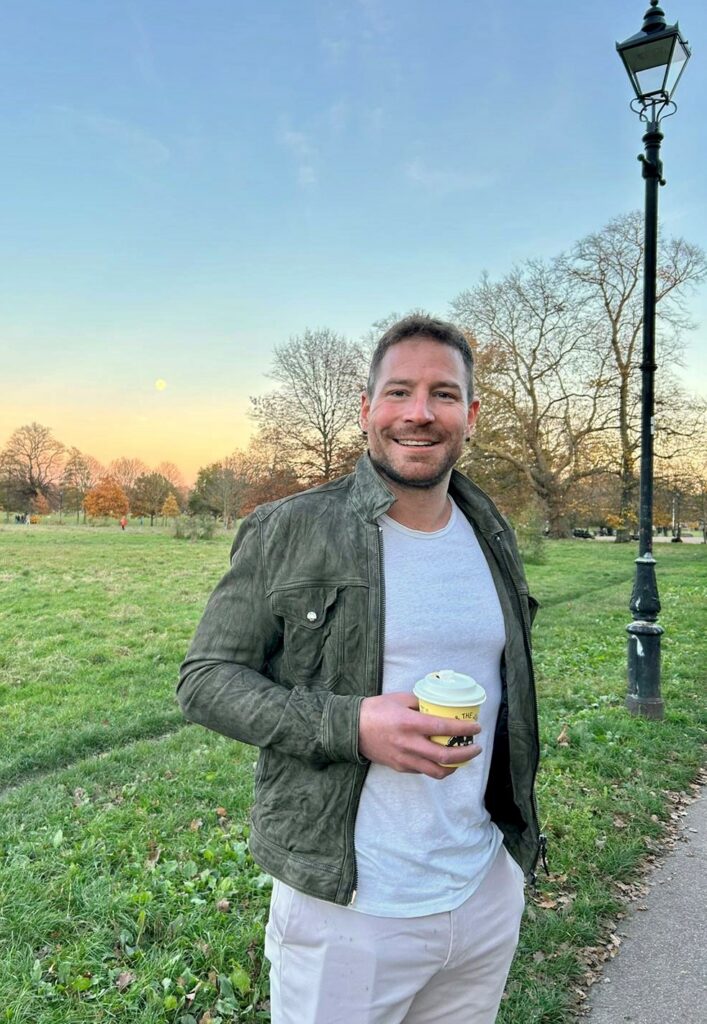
[{"xmin": 615, "ymin": 1, "xmax": 691, "ymax": 719}]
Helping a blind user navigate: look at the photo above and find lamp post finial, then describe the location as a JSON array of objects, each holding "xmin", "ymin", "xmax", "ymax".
[{"xmin": 643, "ymin": 2, "xmax": 667, "ymax": 34}]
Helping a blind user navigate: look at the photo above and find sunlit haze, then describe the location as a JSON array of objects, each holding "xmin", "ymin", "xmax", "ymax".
[{"xmin": 2, "ymin": 0, "xmax": 706, "ymax": 483}]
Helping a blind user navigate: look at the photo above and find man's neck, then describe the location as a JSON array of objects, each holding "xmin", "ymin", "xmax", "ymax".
[{"xmin": 379, "ymin": 474, "xmax": 453, "ymax": 532}]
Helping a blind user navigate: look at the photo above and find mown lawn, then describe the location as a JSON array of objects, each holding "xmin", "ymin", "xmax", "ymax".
[{"xmin": 0, "ymin": 524, "xmax": 705, "ymax": 1023}]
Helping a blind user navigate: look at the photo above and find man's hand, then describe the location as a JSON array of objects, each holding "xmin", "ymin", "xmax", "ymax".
[{"xmin": 358, "ymin": 692, "xmax": 482, "ymax": 779}]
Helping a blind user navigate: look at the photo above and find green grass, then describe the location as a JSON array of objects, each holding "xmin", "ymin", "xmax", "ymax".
[
  {"xmin": 0, "ymin": 526, "xmax": 230, "ymax": 786},
  {"xmin": 1, "ymin": 524, "xmax": 705, "ymax": 1023}
]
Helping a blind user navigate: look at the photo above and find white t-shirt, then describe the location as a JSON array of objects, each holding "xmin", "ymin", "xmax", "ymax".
[{"xmin": 351, "ymin": 498, "xmax": 506, "ymax": 916}]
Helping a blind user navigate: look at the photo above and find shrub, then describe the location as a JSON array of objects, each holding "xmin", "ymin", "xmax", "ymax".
[
  {"xmin": 174, "ymin": 515, "xmax": 216, "ymax": 541},
  {"xmin": 513, "ymin": 507, "xmax": 548, "ymax": 565}
]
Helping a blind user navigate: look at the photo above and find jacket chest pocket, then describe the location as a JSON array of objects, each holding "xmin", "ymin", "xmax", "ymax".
[{"xmin": 270, "ymin": 586, "xmax": 342, "ymax": 688}]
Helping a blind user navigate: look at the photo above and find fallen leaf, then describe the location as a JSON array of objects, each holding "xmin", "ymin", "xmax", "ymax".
[
  {"xmin": 145, "ymin": 842, "xmax": 161, "ymax": 869},
  {"xmin": 216, "ymin": 899, "xmax": 231, "ymax": 913},
  {"xmin": 214, "ymin": 807, "xmax": 228, "ymax": 818},
  {"xmin": 535, "ymin": 897, "xmax": 558, "ymax": 909},
  {"xmin": 190, "ymin": 819, "xmax": 203, "ymax": 831},
  {"xmin": 556, "ymin": 724, "xmax": 570, "ymax": 746},
  {"xmin": 116, "ymin": 971, "xmax": 136, "ymax": 991}
]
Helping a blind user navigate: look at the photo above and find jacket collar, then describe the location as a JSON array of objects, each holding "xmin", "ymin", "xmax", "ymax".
[
  {"xmin": 351, "ymin": 453, "xmax": 507, "ymax": 537},
  {"xmin": 449, "ymin": 470, "xmax": 508, "ymax": 537},
  {"xmin": 350, "ymin": 454, "xmax": 397, "ymax": 522}
]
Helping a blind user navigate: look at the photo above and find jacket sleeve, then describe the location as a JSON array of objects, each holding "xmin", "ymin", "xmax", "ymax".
[{"xmin": 176, "ymin": 514, "xmax": 365, "ymax": 767}]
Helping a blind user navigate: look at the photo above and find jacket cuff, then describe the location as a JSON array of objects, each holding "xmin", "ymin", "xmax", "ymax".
[{"xmin": 322, "ymin": 693, "xmax": 367, "ymax": 764}]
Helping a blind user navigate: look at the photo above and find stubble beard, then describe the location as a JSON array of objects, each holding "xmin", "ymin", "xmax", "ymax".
[{"xmin": 369, "ymin": 447, "xmax": 461, "ymax": 491}]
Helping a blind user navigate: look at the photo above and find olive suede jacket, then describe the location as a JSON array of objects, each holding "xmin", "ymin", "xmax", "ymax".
[{"xmin": 177, "ymin": 454, "xmax": 541, "ymax": 905}]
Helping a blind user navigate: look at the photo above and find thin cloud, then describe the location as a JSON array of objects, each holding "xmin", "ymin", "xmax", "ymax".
[
  {"xmin": 54, "ymin": 106, "xmax": 170, "ymax": 166},
  {"xmin": 126, "ymin": 4, "xmax": 163, "ymax": 92},
  {"xmin": 357, "ymin": 0, "xmax": 391, "ymax": 36},
  {"xmin": 279, "ymin": 125, "xmax": 318, "ymax": 187},
  {"xmin": 404, "ymin": 158, "xmax": 494, "ymax": 194}
]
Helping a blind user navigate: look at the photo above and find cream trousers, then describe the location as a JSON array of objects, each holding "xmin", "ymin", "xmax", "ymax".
[{"xmin": 264, "ymin": 844, "xmax": 525, "ymax": 1024}]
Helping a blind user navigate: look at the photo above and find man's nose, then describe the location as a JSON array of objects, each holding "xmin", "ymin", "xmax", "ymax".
[{"xmin": 404, "ymin": 394, "xmax": 434, "ymax": 423}]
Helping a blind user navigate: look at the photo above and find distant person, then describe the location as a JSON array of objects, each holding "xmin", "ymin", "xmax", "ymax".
[
  {"xmin": 120, "ymin": 516, "xmax": 128, "ymax": 531},
  {"xmin": 178, "ymin": 315, "xmax": 542, "ymax": 1024}
]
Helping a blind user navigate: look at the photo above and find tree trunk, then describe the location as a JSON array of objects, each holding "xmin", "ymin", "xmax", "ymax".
[
  {"xmin": 534, "ymin": 473, "xmax": 571, "ymax": 538},
  {"xmin": 615, "ymin": 461, "xmax": 636, "ymax": 543}
]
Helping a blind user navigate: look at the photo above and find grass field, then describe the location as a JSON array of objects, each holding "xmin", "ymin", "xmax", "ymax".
[{"xmin": 1, "ymin": 523, "xmax": 705, "ymax": 1023}]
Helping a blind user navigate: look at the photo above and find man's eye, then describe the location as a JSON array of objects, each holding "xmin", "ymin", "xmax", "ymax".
[
  {"xmin": 435, "ymin": 391, "xmax": 456, "ymax": 399},
  {"xmin": 387, "ymin": 390, "xmax": 408, "ymax": 397}
]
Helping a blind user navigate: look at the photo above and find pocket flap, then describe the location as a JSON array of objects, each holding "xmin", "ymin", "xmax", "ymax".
[{"xmin": 271, "ymin": 586, "xmax": 339, "ymax": 630}]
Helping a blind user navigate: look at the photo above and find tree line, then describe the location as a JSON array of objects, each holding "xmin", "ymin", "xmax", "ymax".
[{"xmin": 2, "ymin": 212, "xmax": 706, "ymax": 538}]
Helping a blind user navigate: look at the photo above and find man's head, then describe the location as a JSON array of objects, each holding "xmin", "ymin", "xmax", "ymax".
[
  {"xmin": 366, "ymin": 315, "xmax": 474, "ymax": 404},
  {"xmin": 360, "ymin": 316, "xmax": 479, "ymax": 492}
]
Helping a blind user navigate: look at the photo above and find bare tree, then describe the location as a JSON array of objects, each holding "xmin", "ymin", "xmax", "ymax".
[
  {"xmin": 563, "ymin": 211, "xmax": 707, "ymax": 539},
  {"xmin": 155, "ymin": 460, "xmax": 187, "ymax": 508},
  {"xmin": 107, "ymin": 457, "xmax": 149, "ymax": 495},
  {"xmin": 188, "ymin": 451, "xmax": 253, "ymax": 528},
  {"xmin": 250, "ymin": 328, "xmax": 367, "ymax": 484},
  {"xmin": 0, "ymin": 422, "xmax": 65, "ymax": 510},
  {"xmin": 452, "ymin": 260, "xmax": 615, "ymax": 537},
  {"xmin": 62, "ymin": 448, "xmax": 105, "ymax": 522}
]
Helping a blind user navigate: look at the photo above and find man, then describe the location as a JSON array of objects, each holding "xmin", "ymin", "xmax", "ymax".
[{"xmin": 178, "ymin": 315, "xmax": 541, "ymax": 1024}]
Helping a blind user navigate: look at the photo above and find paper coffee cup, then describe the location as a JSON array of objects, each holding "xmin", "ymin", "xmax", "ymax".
[{"xmin": 413, "ymin": 670, "xmax": 486, "ymax": 767}]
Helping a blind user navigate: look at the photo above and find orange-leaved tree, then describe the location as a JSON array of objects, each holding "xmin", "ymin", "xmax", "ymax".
[
  {"xmin": 84, "ymin": 477, "xmax": 129, "ymax": 519},
  {"xmin": 161, "ymin": 493, "xmax": 180, "ymax": 520}
]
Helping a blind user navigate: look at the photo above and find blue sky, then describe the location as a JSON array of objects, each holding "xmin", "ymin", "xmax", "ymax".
[{"xmin": 1, "ymin": 0, "xmax": 705, "ymax": 478}]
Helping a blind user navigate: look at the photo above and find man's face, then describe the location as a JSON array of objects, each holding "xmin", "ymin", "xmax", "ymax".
[{"xmin": 360, "ymin": 337, "xmax": 479, "ymax": 490}]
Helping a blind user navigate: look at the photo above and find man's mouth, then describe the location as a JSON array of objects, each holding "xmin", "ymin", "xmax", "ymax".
[{"xmin": 394, "ymin": 439, "xmax": 438, "ymax": 447}]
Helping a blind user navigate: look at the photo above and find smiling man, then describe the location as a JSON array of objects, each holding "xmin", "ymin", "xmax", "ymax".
[{"xmin": 178, "ymin": 315, "xmax": 541, "ymax": 1024}]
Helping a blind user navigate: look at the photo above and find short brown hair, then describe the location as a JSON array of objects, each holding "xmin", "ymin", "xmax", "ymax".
[{"xmin": 366, "ymin": 315, "xmax": 474, "ymax": 401}]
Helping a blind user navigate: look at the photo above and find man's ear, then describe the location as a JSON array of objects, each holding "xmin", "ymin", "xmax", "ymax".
[
  {"xmin": 466, "ymin": 398, "xmax": 480, "ymax": 438},
  {"xmin": 359, "ymin": 390, "xmax": 370, "ymax": 433}
]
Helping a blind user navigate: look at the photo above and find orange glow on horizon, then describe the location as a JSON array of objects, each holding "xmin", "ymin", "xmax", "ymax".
[{"xmin": 0, "ymin": 400, "xmax": 253, "ymax": 486}]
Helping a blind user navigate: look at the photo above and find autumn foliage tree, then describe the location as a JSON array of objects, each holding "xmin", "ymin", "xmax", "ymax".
[
  {"xmin": 107, "ymin": 457, "xmax": 149, "ymax": 501},
  {"xmin": 130, "ymin": 473, "xmax": 175, "ymax": 526},
  {"xmin": 161, "ymin": 493, "xmax": 181, "ymax": 520},
  {"xmin": 62, "ymin": 447, "xmax": 104, "ymax": 522},
  {"xmin": 84, "ymin": 478, "xmax": 129, "ymax": 519},
  {"xmin": 239, "ymin": 437, "xmax": 302, "ymax": 514}
]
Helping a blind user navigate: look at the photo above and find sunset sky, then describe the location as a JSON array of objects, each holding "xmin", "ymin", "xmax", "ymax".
[{"xmin": 2, "ymin": 0, "xmax": 706, "ymax": 483}]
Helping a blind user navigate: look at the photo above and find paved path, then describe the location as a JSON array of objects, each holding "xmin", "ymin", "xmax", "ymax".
[{"xmin": 583, "ymin": 789, "xmax": 706, "ymax": 1023}]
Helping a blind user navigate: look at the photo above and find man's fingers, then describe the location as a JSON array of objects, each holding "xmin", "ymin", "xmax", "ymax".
[
  {"xmin": 404, "ymin": 742, "xmax": 482, "ymax": 777},
  {"xmin": 412, "ymin": 714, "xmax": 482, "ymax": 738},
  {"xmin": 432, "ymin": 741, "xmax": 482, "ymax": 767}
]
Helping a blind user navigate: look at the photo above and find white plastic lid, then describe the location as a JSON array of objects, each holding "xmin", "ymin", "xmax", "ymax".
[{"xmin": 413, "ymin": 669, "xmax": 487, "ymax": 707}]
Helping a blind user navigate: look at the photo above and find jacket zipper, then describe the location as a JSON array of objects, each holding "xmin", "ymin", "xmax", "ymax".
[
  {"xmin": 493, "ymin": 533, "xmax": 548, "ymax": 879},
  {"xmin": 348, "ymin": 523, "xmax": 386, "ymax": 907}
]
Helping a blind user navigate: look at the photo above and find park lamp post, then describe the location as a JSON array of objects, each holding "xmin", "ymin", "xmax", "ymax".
[{"xmin": 616, "ymin": 1, "xmax": 691, "ymax": 719}]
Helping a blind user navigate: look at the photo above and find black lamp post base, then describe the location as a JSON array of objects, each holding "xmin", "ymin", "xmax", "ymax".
[{"xmin": 626, "ymin": 620, "xmax": 665, "ymax": 719}]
